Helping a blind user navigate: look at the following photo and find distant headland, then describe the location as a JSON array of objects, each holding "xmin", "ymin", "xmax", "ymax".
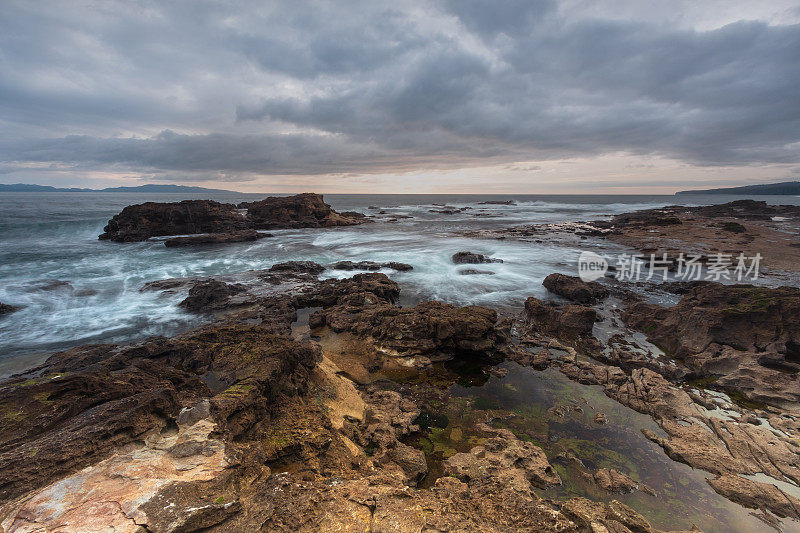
[
  {"xmin": 676, "ymin": 181, "xmax": 800, "ymax": 195},
  {"xmin": 0, "ymin": 183, "xmax": 240, "ymax": 194}
]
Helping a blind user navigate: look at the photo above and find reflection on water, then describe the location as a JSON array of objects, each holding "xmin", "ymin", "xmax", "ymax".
[{"xmin": 411, "ymin": 361, "xmax": 797, "ymax": 533}]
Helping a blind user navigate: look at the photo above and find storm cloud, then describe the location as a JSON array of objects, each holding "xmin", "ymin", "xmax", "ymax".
[{"xmin": 1, "ymin": 0, "xmax": 799, "ymax": 187}]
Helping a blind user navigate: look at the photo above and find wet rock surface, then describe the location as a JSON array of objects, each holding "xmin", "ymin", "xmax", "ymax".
[
  {"xmin": 99, "ymin": 193, "xmax": 366, "ymax": 242},
  {"xmin": 328, "ymin": 260, "xmax": 413, "ymax": 272},
  {"xmin": 5, "ymin": 218, "xmax": 800, "ymax": 532},
  {"xmin": 525, "ymin": 297, "xmax": 598, "ymax": 338},
  {"xmin": 451, "ymin": 251, "xmax": 503, "ymax": 264},
  {"xmin": 311, "ymin": 298, "xmax": 509, "ymax": 358},
  {"xmin": 623, "ymin": 282, "xmax": 800, "ymax": 406},
  {"xmin": 164, "ymin": 229, "xmax": 270, "ymax": 246},
  {"xmin": 543, "ymin": 273, "xmax": 609, "ymax": 304},
  {"xmin": 240, "ymin": 192, "xmax": 367, "ymax": 230},
  {"xmin": 0, "ymin": 302, "xmax": 20, "ymax": 315},
  {"xmin": 99, "ymin": 199, "xmax": 249, "ymax": 242}
]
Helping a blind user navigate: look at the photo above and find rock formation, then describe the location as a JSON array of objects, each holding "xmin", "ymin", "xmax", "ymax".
[{"xmin": 99, "ymin": 193, "xmax": 367, "ymax": 242}]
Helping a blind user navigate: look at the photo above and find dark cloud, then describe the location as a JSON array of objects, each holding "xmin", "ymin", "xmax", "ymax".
[{"xmin": 0, "ymin": 0, "xmax": 798, "ymax": 184}]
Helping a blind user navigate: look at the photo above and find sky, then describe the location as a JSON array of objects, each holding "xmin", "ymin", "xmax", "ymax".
[{"xmin": 1, "ymin": 0, "xmax": 799, "ymax": 194}]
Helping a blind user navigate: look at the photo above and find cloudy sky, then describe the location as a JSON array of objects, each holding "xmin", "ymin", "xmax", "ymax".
[{"xmin": 1, "ymin": 0, "xmax": 799, "ymax": 193}]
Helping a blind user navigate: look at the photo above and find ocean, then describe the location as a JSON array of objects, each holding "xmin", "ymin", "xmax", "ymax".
[{"xmin": 1, "ymin": 191, "xmax": 798, "ymax": 376}]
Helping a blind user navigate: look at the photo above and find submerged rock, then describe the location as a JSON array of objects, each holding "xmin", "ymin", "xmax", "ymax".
[
  {"xmin": 443, "ymin": 424, "xmax": 560, "ymax": 490},
  {"xmin": 164, "ymin": 230, "xmax": 270, "ymax": 246},
  {"xmin": 593, "ymin": 468, "xmax": 640, "ymax": 494},
  {"xmin": 542, "ymin": 273, "xmax": 608, "ymax": 304},
  {"xmin": 459, "ymin": 269, "xmax": 495, "ymax": 275},
  {"xmin": 0, "ymin": 302, "xmax": 21, "ymax": 315},
  {"xmin": 328, "ymin": 260, "xmax": 413, "ymax": 272},
  {"xmin": 451, "ymin": 251, "xmax": 503, "ymax": 264},
  {"xmin": 269, "ymin": 261, "xmax": 326, "ymax": 275}
]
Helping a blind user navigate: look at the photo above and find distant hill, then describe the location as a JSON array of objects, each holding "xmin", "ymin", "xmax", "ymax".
[
  {"xmin": 0, "ymin": 183, "xmax": 240, "ymax": 194},
  {"xmin": 676, "ymin": 181, "xmax": 800, "ymax": 195}
]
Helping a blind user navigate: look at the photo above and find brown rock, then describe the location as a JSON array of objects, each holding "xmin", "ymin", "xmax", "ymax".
[
  {"xmin": 179, "ymin": 280, "xmax": 245, "ymax": 312},
  {"xmin": 525, "ymin": 297, "xmax": 597, "ymax": 337},
  {"xmin": 311, "ymin": 299, "xmax": 507, "ymax": 357},
  {"xmin": 443, "ymin": 425, "xmax": 560, "ymax": 490},
  {"xmin": 623, "ymin": 283, "xmax": 800, "ymax": 406},
  {"xmin": 99, "ymin": 199, "xmax": 248, "ymax": 241},
  {"xmin": 542, "ymin": 273, "xmax": 609, "ymax": 304},
  {"xmin": 242, "ymin": 193, "xmax": 367, "ymax": 229},
  {"xmin": 707, "ymin": 474, "xmax": 800, "ymax": 519},
  {"xmin": 593, "ymin": 468, "xmax": 639, "ymax": 494}
]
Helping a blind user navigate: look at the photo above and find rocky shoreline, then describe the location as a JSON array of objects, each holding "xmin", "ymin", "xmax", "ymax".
[{"xmin": 2, "ymin": 199, "xmax": 800, "ymax": 531}]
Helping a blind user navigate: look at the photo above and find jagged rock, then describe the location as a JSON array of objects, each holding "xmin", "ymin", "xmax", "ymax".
[
  {"xmin": 99, "ymin": 199, "xmax": 248, "ymax": 241},
  {"xmin": 358, "ymin": 390, "xmax": 427, "ymax": 484},
  {"xmin": 593, "ymin": 468, "xmax": 639, "ymax": 494},
  {"xmin": 560, "ymin": 497, "xmax": 656, "ymax": 533},
  {"xmin": 0, "ymin": 323, "xmax": 319, "ymax": 503},
  {"xmin": 179, "ymin": 280, "xmax": 245, "ymax": 312},
  {"xmin": 299, "ymin": 272, "xmax": 400, "ymax": 309},
  {"xmin": 328, "ymin": 260, "xmax": 413, "ymax": 272},
  {"xmin": 479, "ymin": 200, "xmax": 516, "ymax": 205},
  {"xmin": 269, "ymin": 260, "xmax": 326, "ymax": 276},
  {"xmin": 311, "ymin": 299, "xmax": 508, "ymax": 357},
  {"xmin": 542, "ymin": 273, "xmax": 608, "ymax": 304},
  {"xmin": 100, "ymin": 193, "xmax": 366, "ymax": 242},
  {"xmin": 451, "ymin": 251, "xmax": 503, "ymax": 264},
  {"xmin": 443, "ymin": 424, "xmax": 560, "ymax": 490},
  {"xmin": 459, "ymin": 269, "xmax": 495, "ymax": 275},
  {"xmin": 164, "ymin": 230, "xmax": 270, "ymax": 247},
  {"xmin": 241, "ymin": 193, "xmax": 367, "ymax": 229},
  {"xmin": 707, "ymin": 474, "xmax": 800, "ymax": 519},
  {"xmin": 623, "ymin": 283, "xmax": 800, "ymax": 406},
  {"xmin": 525, "ymin": 297, "xmax": 597, "ymax": 337}
]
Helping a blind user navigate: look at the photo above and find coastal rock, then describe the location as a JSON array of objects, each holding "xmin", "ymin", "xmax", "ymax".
[
  {"xmin": 0, "ymin": 323, "xmax": 319, "ymax": 503},
  {"xmin": 459, "ymin": 269, "xmax": 495, "ymax": 275},
  {"xmin": 707, "ymin": 474, "xmax": 800, "ymax": 519},
  {"xmin": 299, "ymin": 272, "xmax": 400, "ymax": 308},
  {"xmin": 99, "ymin": 193, "xmax": 366, "ymax": 242},
  {"xmin": 179, "ymin": 279, "xmax": 245, "ymax": 312},
  {"xmin": 359, "ymin": 390, "xmax": 427, "ymax": 484},
  {"xmin": 623, "ymin": 282, "xmax": 800, "ymax": 405},
  {"xmin": 0, "ymin": 302, "xmax": 21, "ymax": 315},
  {"xmin": 99, "ymin": 199, "xmax": 248, "ymax": 241},
  {"xmin": 593, "ymin": 468, "xmax": 640, "ymax": 494},
  {"xmin": 451, "ymin": 251, "xmax": 503, "ymax": 264},
  {"xmin": 164, "ymin": 230, "xmax": 270, "ymax": 247},
  {"xmin": 311, "ymin": 299, "xmax": 507, "ymax": 357},
  {"xmin": 524, "ymin": 297, "xmax": 597, "ymax": 337},
  {"xmin": 542, "ymin": 273, "xmax": 608, "ymax": 304},
  {"xmin": 269, "ymin": 260, "xmax": 326, "ymax": 276},
  {"xmin": 328, "ymin": 260, "xmax": 413, "ymax": 272},
  {"xmin": 443, "ymin": 425, "xmax": 560, "ymax": 490},
  {"xmin": 242, "ymin": 193, "xmax": 367, "ymax": 229}
]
